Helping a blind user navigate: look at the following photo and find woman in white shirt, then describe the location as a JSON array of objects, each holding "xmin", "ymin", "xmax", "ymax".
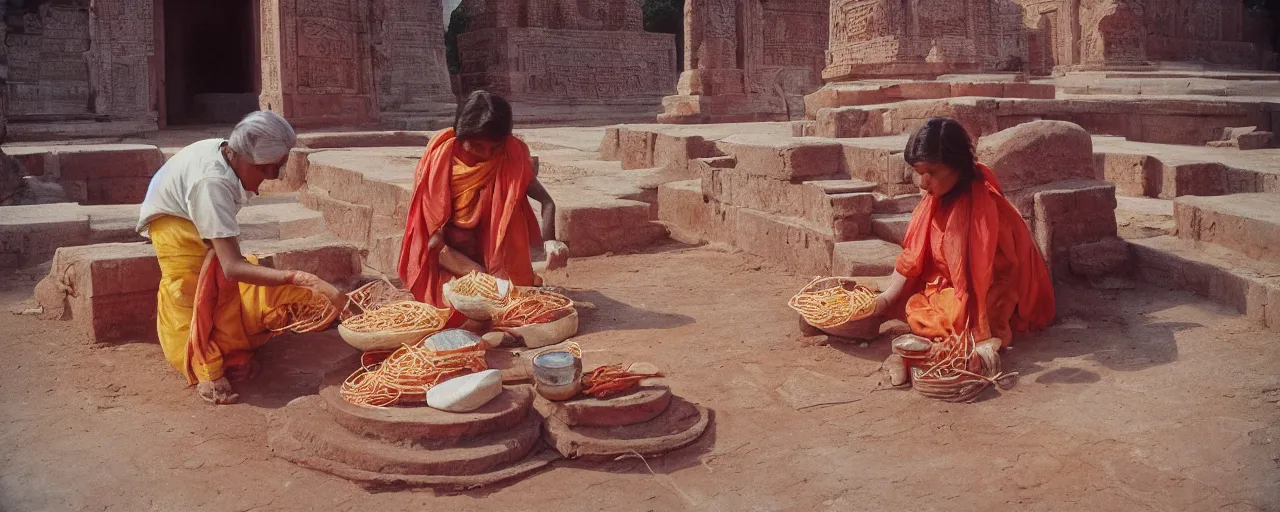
[{"xmin": 138, "ymin": 111, "xmax": 343, "ymax": 405}]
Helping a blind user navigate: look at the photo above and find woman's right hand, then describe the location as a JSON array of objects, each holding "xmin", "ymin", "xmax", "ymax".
[{"xmin": 290, "ymin": 271, "xmax": 344, "ymax": 309}]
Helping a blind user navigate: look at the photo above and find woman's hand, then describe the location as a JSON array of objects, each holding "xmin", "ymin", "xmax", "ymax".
[
  {"xmin": 544, "ymin": 240, "xmax": 569, "ymax": 270},
  {"xmin": 290, "ymin": 271, "xmax": 344, "ymax": 309},
  {"xmin": 872, "ymin": 293, "xmax": 891, "ymax": 317}
]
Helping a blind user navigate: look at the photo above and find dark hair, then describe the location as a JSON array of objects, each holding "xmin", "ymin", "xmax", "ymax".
[
  {"xmin": 454, "ymin": 90, "xmax": 513, "ymax": 142},
  {"xmin": 904, "ymin": 118, "xmax": 978, "ymax": 188}
]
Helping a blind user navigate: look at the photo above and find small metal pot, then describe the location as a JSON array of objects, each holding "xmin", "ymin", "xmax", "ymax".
[{"xmin": 532, "ymin": 350, "xmax": 582, "ymax": 401}]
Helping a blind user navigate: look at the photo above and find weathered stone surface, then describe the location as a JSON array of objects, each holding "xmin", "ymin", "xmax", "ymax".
[
  {"xmin": 871, "ymin": 213, "xmax": 912, "ymax": 246},
  {"xmin": 541, "ymin": 396, "xmax": 711, "ymax": 461},
  {"xmin": 1031, "ymin": 181, "xmax": 1120, "ymax": 274},
  {"xmin": 832, "ymin": 239, "xmax": 902, "ymax": 277},
  {"xmin": 657, "ymin": 180, "xmax": 714, "ymax": 245},
  {"xmin": 534, "ymin": 380, "xmax": 672, "ymax": 428},
  {"xmin": 1174, "ymin": 194, "xmax": 1280, "ymax": 264},
  {"xmin": 1069, "ymin": 237, "xmax": 1132, "ymax": 278},
  {"xmin": 1096, "ymin": 152, "xmax": 1163, "ymax": 198},
  {"xmin": 729, "ymin": 207, "xmax": 834, "ymax": 276},
  {"xmin": 1130, "ymin": 235, "xmax": 1280, "ymax": 333},
  {"xmin": 556, "ymin": 200, "xmax": 668, "ymax": 258},
  {"xmin": 977, "ymin": 121, "xmax": 1095, "ymax": 193},
  {"xmin": 718, "ymin": 137, "xmax": 843, "ymax": 181}
]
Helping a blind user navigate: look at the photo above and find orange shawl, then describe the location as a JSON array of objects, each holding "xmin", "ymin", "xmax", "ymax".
[
  {"xmin": 398, "ymin": 129, "xmax": 542, "ymax": 306},
  {"xmin": 894, "ymin": 163, "xmax": 1055, "ymax": 342}
]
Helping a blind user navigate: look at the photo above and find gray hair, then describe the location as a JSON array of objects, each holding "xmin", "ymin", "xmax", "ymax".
[{"xmin": 227, "ymin": 110, "xmax": 297, "ymax": 164}]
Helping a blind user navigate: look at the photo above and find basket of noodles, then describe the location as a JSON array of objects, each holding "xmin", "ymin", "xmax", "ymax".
[
  {"xmin": 442, "ymin": 271, "xmax": 512, "ymax": 321},
  {"xmin": 340, "ymin": 331, "xmax": 489, "ymax": 407},
  {"xmin": 787, "ymin": 276, "xmax": 880, "ymax": 339},
  {"xmin": 264, "ymin": 292, "xmax": 340, "ymax": 334},
  {"xmin": 494, "ymin": 288, "xmax": 578, "ymax": 348},
  {"xmin": 337, "ymin": 301, "xmax": 452, "ymax": 352},
  {"xmin": 342, "ymin": 277, "xmax": 415, "ymax": 321}
]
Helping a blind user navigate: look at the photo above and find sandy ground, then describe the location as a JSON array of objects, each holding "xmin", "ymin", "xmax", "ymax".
[{"xmin": 2, "ymin": 244, "xmax": 1279, "ymax": 511}]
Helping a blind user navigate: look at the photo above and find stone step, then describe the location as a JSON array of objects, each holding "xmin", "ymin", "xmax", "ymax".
[
  {"xmin": 541, "ymin": 396, "xmax": 711, "ymax": 461},
  {"xmin": 871, "ymin": 213, "xmax": 912, "ymax": 246},
  {"xmin": 699, "ymin": 166, "xmax": 873, "ymax": 241},
  {"xmin": 268, "ymin": 394, "xmax": 545, "ymax": 478},
  {"xmin": 1129, "ymin": 235, "xmax": 1280, "ymax": 332},
  {"xmin": 832, "ymin": 239, "xmax": 902, "ymax": 277},
  {"xmin": 6, "ymin": 144, "xmax": 165, "ymax": 205},
  {"xmin": 873, "ymin": 192, "xmax": 922, "ymax": 214},
  {"xmin": 1174, "ymin": 194, "xmax": 1280, "ymax": 264},
  {"xmin": 1, "ymin": 201, "xmax": 328, "ymax": 269},
  {"xmin": 34, "ymin": 235, "xmax": 364, "ymax": 343},
  {"xmin": 319, "ymin": 368, "xmax": 534, "ymax": 447}
]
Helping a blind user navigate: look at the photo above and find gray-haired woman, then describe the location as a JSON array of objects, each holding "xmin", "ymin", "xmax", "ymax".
[{"xmin": 137, "ymin": 111, "xmax": 343, "ymax": 405}]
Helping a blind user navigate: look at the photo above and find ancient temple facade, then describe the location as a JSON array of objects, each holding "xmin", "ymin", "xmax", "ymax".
[
  {"xmin": 662, "ymin": 0, "xmax": 1274, "ymax": 124},
  {"xmin": 821, "ymin": 0, "xmax": 1273, "ymax": 82},
  {"xmin": 1, "ymin": 0, "xmax": 455, "ymax": 140},
  {"xmin": 454, "ymin": 0, "xmax": 677, "ymax": 111},
  {"xmin": 660, "ymin": 0, "xmax": 831, "ymax": 124}
]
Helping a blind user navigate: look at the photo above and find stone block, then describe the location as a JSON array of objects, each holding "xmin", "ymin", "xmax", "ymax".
[
  {"xmin": 618, "ymin": 129, "xmax": 657, "ymax": 170},
  {"xmin": 721, "ymin": 138, "xmax": 844, "ymax": 181},
  {"xmin": 977, "ymin": 120, "xmax": 1095, "ymax": 193},
  {"xmin": 0, "ymin": 203, "xmax": 92, "ymax": 268},
  {"xmin": 1268, "ymin": 286, "xmax": 1280, "ymax": 332},
  {"xmin": 260, "ymin": 148, "xmax": 318, "ymax": 194},
  {"xmin": 653, "ymin": 133, "xmax": 713, "ymax": 174},
  {"xmin": 816, "ymin": 107, "xmax": 885, "ymax": 139},
  {"xmin": 1032, "ymin": 181, "xmax": 1119, "ymax": 273},
  {"xmin": 730, "ymin": 207, "xmax": 833, "ymax": 276},
  {"xmin": 1174, "ymin": 194, "xmax": 1280, "ymax": 264},
  {"xmin": 301, "ymin": 189, "xmax": 375, "ymax": 244},
  {"xmin": 871, "ymin": 213, "xmax": 911, "ymax": 246},
  {"xmin": 84, "ymin": 178, "xmax": 150, "ymax": 205},
  {"xmin": 367, "ymin": 234, "xmax": 404, "ymax": 277},
  {"xmin": 295, "ymin": 131, "xmax": 433, "ymax": 149},
  {"xmin": 657, "ymin": 180, "xmax": 714, "ymax": 245},
  {"xmin": 1002, "ymin": 83, "xmax": 1056, "ymax": 100},
  {"xmin": 556, "ymin": 199, "xmax": 668, "ymax": 258},
  {"xmin": 1096, "ymin": 152, "xmax": 1163, "ymax": 198},
  {"xmin": 598, "ymin": 127, "xmax": 621, "ymax": 161},
  {"xmin": 1236, "ymin": 131, "xmax": 1273, "ymax": 150},
  {"xmin": 951, "ymin": 82, "xmax": 1005, "ymax": 98},
  {"xmin": 887, "ymin": 82, "xmax": 952, "ymax": 100},
  {"xmin": 829, "ymin": 193, "xmax": 875, "ymax": 242},
  {"xmin": 832, "ymin": 239, "xmax": 901, "ymax": 276},
  {"xmin": 56, "ymin": 145, "xmax": 164, "ymax": 181},
  {"xmin": 792, "ymin": 121, "xmax": 817, "ymax": 137},
  {"xmin": 873, "ymin": 193, "xmax": 922, "ymax": 214},
  {"xmin": 1163, "ymin": 162, "xmax": 1227, "ymax": 198},
  {"xmin": 1069, "ymin": 237, "xmax": 1131, "ymax": 278}
]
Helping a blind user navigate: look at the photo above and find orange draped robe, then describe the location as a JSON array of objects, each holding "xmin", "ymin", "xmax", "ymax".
[
  {"xmin": 398, "ymin": 128, "xmax": 542, "ymax": 308},
  {"xmin": 893, "ymin": 163, "xmax": 1055, "ymax": 348}
]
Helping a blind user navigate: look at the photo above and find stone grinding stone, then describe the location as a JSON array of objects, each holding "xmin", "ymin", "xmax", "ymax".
[
  {"xmin": 268, "ymin": 395, "xmax": 555, "ymax": 491},
  {"xmin": 534, "ymin": 378, "xmax": 672, "ymax": 428},
  {"xmin": 318, "ymin": 362, "xmax": 535, "ymax": 448},
  {"xmin": 542, "ymin": 396, "xmax": 712, "ymax": 461}
]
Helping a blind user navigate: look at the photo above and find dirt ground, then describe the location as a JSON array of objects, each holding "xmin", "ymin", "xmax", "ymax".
[{"xmin": 2, "ymin": 244, "xmax": 1279, "ymax": 511}]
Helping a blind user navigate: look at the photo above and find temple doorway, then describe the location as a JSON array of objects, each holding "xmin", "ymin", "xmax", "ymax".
[{"xmin": 163, "ymin": 0, "xmax": 259, "ymax": 126}]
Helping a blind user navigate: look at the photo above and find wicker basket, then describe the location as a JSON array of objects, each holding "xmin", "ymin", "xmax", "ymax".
[
  {"xmin": 510, "ymin": 309, "xmax": 580, "ymax": 348},
  {"xmin": 338, "ymin": 325, "xmax": 439, "ymax": 352},
  {"xmin": 788, "ymin": 277, "xmax": 880, "ymax": 340},
  {"xmin": 442, "ymin": 277, "xmax": 512, "ymax": 321}
]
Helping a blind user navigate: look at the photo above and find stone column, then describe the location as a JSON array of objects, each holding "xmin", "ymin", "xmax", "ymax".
[{"xmin": 676, "ymin": 0, "xmax": 744, "ymax": 96}]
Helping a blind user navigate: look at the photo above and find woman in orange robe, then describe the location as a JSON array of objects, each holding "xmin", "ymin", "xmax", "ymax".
[
  {"xmin": 869, "ymin": 118, "xmax": 1055, "ymax": 385},
  {"xmin": 398, "ymin": 91, "xmax": 567, "ymax": 321}
]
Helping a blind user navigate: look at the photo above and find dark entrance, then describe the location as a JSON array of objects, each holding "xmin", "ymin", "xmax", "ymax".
[{"xmin": 163, "ymin": 0, "xmax": 258, "ymax": 125}]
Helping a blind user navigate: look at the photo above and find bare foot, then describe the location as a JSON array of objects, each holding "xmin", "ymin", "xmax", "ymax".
[
  {"xmin": 883, "ymin": 354, "xmax": 909, "ymax": 387},
  {"xmin": 196, "ymin": 378, "xmax": 240, "ymax": 405}
]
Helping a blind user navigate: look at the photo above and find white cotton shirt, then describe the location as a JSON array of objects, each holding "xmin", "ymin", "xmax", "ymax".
[{"xmin": 136, "ymin": 138, "xmax": 249, "ymax": 239}]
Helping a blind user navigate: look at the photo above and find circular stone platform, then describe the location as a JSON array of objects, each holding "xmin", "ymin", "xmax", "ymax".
[
  {"xmin": 542, "ymin": 396, "xmax": 712, "ymax": 461},
  {"xmin": 318, "ymin": 367, "xmax": 534, "ymax": 448},
  {"xmin": 268, "ymin": 395, "xmax": 555, "ymax": 491},
  {"xmin": 533, "ymin": 378, "xmax": 672, "ymax": 428}
]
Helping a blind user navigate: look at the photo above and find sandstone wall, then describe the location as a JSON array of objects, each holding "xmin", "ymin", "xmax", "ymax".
[{"xmin": 371, "ymin": 0, "xmax": 455, "ymax": 115}]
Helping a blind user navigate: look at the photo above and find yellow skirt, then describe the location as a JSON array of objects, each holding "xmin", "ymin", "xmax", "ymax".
[{"xmin": 150, "ymin": 215, "xmax": 315, "ymax": 384}]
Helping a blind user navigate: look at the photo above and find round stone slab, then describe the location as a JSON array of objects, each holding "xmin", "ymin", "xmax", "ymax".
[
  {"xmin": 320, "ymin": 365, "xmax": 534, "ymax": 448},
  {"xmin": 542, "ymin": 396, "xmax": 712, "ymax": 461},
  {"xmin": 268, "ymin": 395, "xmax": 556, "ymax": 491},
  {"xmin": 534, "ymin": 379, "xmax": 672, "ymax": 428}
]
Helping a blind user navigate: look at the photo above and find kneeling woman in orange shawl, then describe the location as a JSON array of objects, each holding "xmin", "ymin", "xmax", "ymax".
[
  {"xmin": 399, "ymin": 91, "xmax": 567, "ymax": 320},
  {"xmin": 869, "ymin": 118, "xmax": 1055, "ymax": 385}
]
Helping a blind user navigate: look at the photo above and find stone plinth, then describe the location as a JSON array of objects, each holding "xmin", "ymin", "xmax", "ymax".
[
  {"xmin": 541, "ymin": 395, "xmax": 711, "ymax": 461},
  {"xmin": 268, "ymin": 362, "xmax": 554, "ymax": 491},
  {"xmin": 5, "ymin": 144, "xmax": 165, "ymax": 205},
  {"xmin": 534, "ymin": 379, "xmax": 673, "ymax": 428}
]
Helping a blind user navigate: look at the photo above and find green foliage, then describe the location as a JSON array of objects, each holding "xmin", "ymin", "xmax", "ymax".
[{"xmin": 445, "ymin": 6, "xmax": 469, "ymax": 75}]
